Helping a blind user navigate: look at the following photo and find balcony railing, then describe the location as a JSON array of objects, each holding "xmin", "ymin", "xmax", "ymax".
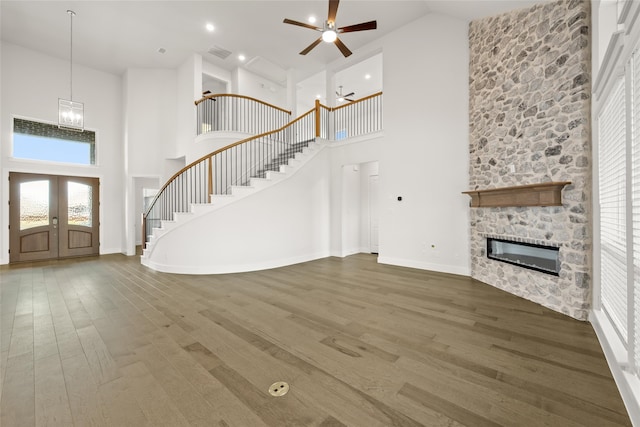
[
  {"xmin": 195, "ymin": 94, "xmax": 292, "ymax": 136},
  {"xmin": 316, "ymin": 92, "xmax": 383, "ymax": 141}
]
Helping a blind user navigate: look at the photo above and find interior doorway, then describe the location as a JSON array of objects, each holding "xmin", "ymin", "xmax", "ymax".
[
  {"xmin": 340, "ymin": 161, "xmax": 379, "ymax": 256},
  {"xmin": 369, "ymin": 174, "xmax": 379, "ymax": 254},
  {"xmin": 9, "ymin": 172, "xmax": 99, "ymax": 262}
]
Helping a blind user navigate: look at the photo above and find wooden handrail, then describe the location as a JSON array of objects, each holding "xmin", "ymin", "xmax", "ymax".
[
  {"xmin": 194, "ymin": 93, "xmax": 292, "ymax": 115},
  {"xmin": 145, "ymin": 107, "xmax": 316, "ymax": 214},
  {"xmin": 319, "ymin": 91, "xmax": 383, "ymax": 112}
]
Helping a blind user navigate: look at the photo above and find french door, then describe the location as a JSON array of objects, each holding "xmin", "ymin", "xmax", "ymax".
[{"xmin": 9, "ymin": 172, "xmax": 99, "ymax": 262}]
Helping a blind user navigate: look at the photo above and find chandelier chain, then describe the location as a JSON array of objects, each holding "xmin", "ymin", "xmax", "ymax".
[{"xmin": 67, "ymin": 10, "xmax": 75, "ymax": 101}]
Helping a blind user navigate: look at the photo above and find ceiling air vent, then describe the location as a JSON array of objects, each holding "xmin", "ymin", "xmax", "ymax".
[{"xmin": 207, "ymin": 46, "xmax": 232, "ymax": 60}]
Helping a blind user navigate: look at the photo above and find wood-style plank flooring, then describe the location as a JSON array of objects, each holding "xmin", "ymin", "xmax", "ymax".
[{"xmin": 0, "ymin": 253, "xmax": 632, "ymax": 426}]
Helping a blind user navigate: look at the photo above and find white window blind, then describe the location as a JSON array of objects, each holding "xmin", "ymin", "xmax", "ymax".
[
  {"xmin": 634, "ymin": 51, "xmax": 640, "ymax": 369},
  {"xmin": 599, "ymin": 76, "xmax": 628, "ymax": 341}
]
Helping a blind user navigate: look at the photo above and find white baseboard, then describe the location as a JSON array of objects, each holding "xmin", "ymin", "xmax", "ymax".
[
  {"xmin": 590, "ymin": 309, "xmax": 640, "ymax": 425},
  {"xmin": 141, "ymin": 251, "xmax": 330, "ymax": 275},
  {"xmin": 377, "ymin": 256, "xmax": 471, "ymax": 277}
]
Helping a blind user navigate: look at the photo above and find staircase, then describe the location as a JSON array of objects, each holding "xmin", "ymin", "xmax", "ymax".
[
  {"xmin": 141, "ymin": 138, "xmax": 324, "ymax": 263},
  {"xmin": 251, "ymin": 140, "xmax": 312, "ymax": 179},
  {"xmin": 141, "ymin": 92, "xmax": 383, "ymax": 273}
]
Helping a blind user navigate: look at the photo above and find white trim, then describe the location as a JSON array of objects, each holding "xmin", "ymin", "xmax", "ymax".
[
  {"xmin": 377, "ymin": 256, "xmax": 471, "ymax": 277},
  {"xmin": 591, "ymin": 309, "xmax": 640, "ymax": 425},
  {"xmin": 141, "ymin": 251, "xmax": 330, "ymax": 275},
  {"xmin": 622, "ymin": 0, "xmax": 640, "ymax": 34},
  {"xmin": 594, "ymin": 31, "xmax": 625, "ymax": 103}
]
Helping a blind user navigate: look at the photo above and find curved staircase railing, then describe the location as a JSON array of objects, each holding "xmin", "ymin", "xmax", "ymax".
[
  {"xmin": 143, "ymin": 107, "xmax": 316, "ymax": 246},
  {"xmin": 195, "ymin": 93, "xmax": 291, "ymax": 136},
  {"xmin": 143, "ymin": 92, "xmax": 383, "ymax": 248}
]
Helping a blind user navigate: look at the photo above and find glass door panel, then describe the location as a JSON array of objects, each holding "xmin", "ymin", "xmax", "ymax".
[
  {"xmin": 58, "ymin": 176, "xmax": 99, "ymax": 258},
  {"xmin": 19, "ymin": 180, "xmax": 50, "ymax": 230},
  {"xmin": 67, "ymin": 181, "xmax": 93, "ymax": 226},
  {"xmin": 9, "ymin": 173, "xmax": 99, "ymax": 262},
  {"xmin": 9, "ymin": 173, "xmax": 59, "ymax": 262}
]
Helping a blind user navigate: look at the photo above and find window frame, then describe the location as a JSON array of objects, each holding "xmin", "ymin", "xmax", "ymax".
[{"xmin": 10, "ymin": 115, "xmax": 98, "ymax": 167}]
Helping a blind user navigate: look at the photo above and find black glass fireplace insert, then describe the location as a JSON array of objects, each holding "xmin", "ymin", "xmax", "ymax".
[{"xmin": 487, "ymin": 237, "xmax": 560, "ymax": 276}]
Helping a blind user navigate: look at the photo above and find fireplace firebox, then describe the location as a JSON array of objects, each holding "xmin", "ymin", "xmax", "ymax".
[{"xmin": 487, "ymin": 238, "xmax": 560, "ymax": 276}]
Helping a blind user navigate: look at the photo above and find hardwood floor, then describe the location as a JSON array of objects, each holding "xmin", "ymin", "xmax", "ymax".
[{"xmin": 0, "ymin": 253, "xmax": 632, "ymax": 426}]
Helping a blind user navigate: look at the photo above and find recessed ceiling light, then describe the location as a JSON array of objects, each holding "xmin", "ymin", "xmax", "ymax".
[
  {"xmin": 365, "ymin": 74, "xmax": 371, "ymax": 79},
  {"xmin": 157, "ymin": 47, "xmax": 166, "ymax": 54},
  {"xmin": 316, "ymin": 94, "xmax": 321, "ymax": 99},
  {"xmin": 308, "ymin": 16, "xmax": 317, "ymax": 24},
  {"xmin": 238, "ymin": 54, "xmax": 246, "ymax": 61},
  {"xmin": 206, "ymin": 23, "xmax": 214, "ymax": 32}
]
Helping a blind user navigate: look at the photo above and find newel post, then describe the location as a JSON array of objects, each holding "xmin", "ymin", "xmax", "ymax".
[
  {"xmin": 315, "ymin": 99, "xmax": 321, "ymax": 138},
  {"xmin": 141, "ymin": 214, "xmax": 146, "ymax": 250}
]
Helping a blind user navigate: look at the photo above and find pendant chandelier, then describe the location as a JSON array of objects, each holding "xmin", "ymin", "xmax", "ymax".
[{"xmin": 58, "ymin": 9, "xmax": 84, "ymax": 131}]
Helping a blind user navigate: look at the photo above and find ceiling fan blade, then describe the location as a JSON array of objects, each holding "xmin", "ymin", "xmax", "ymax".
[
  {"xmin": 344, "ymin": 92, "xmax": 355, "ymax": 97},
  {"xmin": 328, "ymin": 0, "xmax": 340, "ymax": 24},
  {"xmin": 346, "ymin": 98, "xmax": 355, "ymax": 102},
  {"xmin": 338, "ymin": 20, "xmax": 377, "ymax": 33},
  {"xmin": 283, "ymin": 18, "xmax": 322, "ymax": 31},
  {"xmin": 334, "ymin": 37, "xmax": 352, "ymax": 57},
  {"xmin": 300, "ymin": 37, "xmax": 323, "ymax": 55}
]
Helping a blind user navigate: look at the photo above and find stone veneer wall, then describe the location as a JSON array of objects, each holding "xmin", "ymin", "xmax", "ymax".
[{"xmin": 468, "ymin": 0, "xmax": 591, "ymax": 320}]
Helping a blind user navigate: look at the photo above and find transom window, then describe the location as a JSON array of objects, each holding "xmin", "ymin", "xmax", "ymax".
[{"xmin": 12, "ymin": 117, "xmax": 96, "ymax": 165}]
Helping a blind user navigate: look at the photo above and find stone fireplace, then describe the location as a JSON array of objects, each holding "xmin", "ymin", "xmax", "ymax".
[{"xmin": 468, "ymin": 0, "xmax": 591, "ymax": 320}]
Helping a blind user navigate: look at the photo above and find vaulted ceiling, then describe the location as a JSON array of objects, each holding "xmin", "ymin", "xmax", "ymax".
[{"xmin": 2, "ymin": 0, "xmax": 549, "ymax": 83}]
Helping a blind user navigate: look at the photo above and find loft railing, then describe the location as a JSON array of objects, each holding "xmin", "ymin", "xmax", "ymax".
[
  {"xmin": 316, "ymin": 91, "xmax": 383, "ymax": 141},
  {"xmin": 330, "ymin": 92, "xmax": 383, "ymax": 140},
  {"xmin": 143, "ymin": 92, "xmax": 383, "ymax": 248},
  {"xmin": 143, "ymin": 108, "xmax": 315, "ymax": 246},
  {"xmin": 195, "ymin": 94, "xmax": 291, "ymax": 136}
]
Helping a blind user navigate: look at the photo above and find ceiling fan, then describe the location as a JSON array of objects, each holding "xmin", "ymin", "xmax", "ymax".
[
  {"xmin": 336, "ymin": 86, "xmax": 355, "ymax": 102},
  {"xmin": 283, "ymin": 0, "xmax": 377, "ymax": 58}
]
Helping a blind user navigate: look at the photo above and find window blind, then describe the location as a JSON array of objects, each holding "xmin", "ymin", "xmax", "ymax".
[
  {"xmin": 599, "ymin": 76, "xmax": 628, "ymax": 341},
  {"xmin": 633, "ymin": 51, "xmax": 640, "ymax": 368}
]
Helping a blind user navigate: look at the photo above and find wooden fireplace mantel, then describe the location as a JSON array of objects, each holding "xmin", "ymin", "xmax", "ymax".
[{"xmin": 462, "ymin": 181, "xmax": 571, "ymax": 207}]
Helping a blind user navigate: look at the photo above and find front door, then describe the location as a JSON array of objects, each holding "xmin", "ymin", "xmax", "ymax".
[{"xmin": 9, "ymin": 172, "xmax": 99, "ymax": 262}]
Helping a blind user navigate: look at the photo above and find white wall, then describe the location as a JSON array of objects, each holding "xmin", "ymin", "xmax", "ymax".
[
  {"xmin": 327, "ymin": 12, "xmax": 470, "ymax": 276},
  {"xmin": 123, "ymin": 68, "xmax": 177, "ymax": 176},
  {"xmin": 143, "ymin": 146, "xmax": 331, "ymax": 274},
  {"xmin": 175, "ymin": 54, "xmax": 201, "ymax": 159},
  {"xmin": 378, "ymin": 13, "xmax": 469, "ymax": 276},
  {"xmin": 122, "ymin": 68, "xmax": 178, "ymax": 254},
  {"xmin": 202, "ymin": 60, "xmax": 232, "ymax": 92},
  {"xmin": 235, "ymin": 68, "xmax": 287, "ymax": 108},
  {"xmin": 0, "ymin": 42, "xmax": 125, "ymax": 261}
]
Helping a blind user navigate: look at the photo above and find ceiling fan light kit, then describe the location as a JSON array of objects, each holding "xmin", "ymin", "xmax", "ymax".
[{"xmin": 283, "ymin": 0, "xmax": 377, "ymax": 58}]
